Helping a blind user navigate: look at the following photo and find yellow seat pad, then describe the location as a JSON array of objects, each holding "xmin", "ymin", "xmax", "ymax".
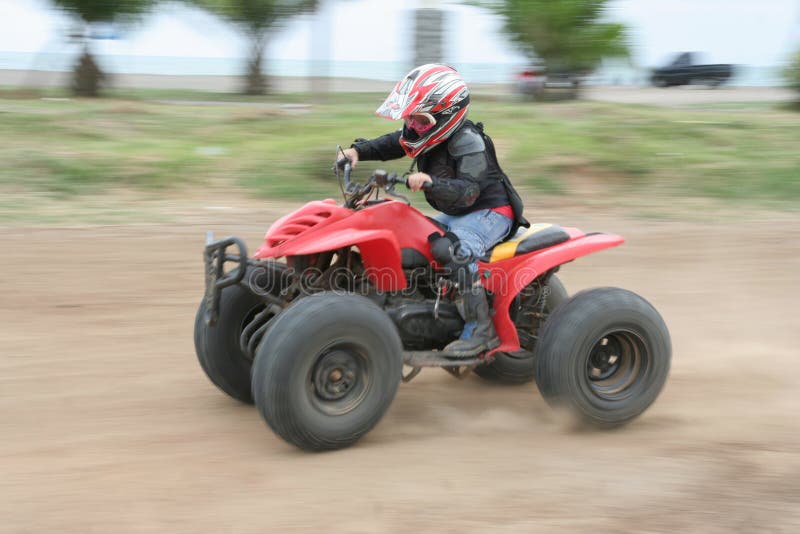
[{"xmin": 487, "ymin": 223, "xmax": 570, "ymax": 262}]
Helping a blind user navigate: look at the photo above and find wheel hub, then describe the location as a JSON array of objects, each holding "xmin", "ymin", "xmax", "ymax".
[
  {"xmin": 588, "ymin": 337, "xmax": 622, "ymax": 380},
  {"xmin": 313, "ymin": 349, "xmax": 361, "ymax": 402},
  {"xmin": 585, "ymin": 330, "xmax": 647, "ymax": 401}
]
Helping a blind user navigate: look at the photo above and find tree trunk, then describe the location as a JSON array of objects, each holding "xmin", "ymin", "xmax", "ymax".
[
  {"xmin": 244, "ymin": 35, "xmax": 268, "ymax": 95},
  {"xmin": 72, "ymin": 46, "xmax": 105, "ymax": 97}
]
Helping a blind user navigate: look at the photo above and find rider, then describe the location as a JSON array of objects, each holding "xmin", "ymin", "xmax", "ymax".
[{"xmin": 339, "ymin": 64, "xmax": 527, "ymax": 358}]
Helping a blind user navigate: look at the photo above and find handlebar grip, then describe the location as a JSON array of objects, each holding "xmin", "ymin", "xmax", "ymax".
[
  {"xmin": 336, "ymin": 157, "xmax": 350, "ymax": 169},
  {"xmin": 404, "ymin": 178, "xmax": 432, "ymax": 191}
]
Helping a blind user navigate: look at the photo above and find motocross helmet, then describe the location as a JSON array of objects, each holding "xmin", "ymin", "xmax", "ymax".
[{"xmin": 375, "ymin": 64, "xmax": 470, "ymax": 158}]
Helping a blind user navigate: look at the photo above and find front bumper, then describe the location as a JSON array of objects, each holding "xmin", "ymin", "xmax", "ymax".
[{"xmin": 203, "ymin": 232, "xmax": 248, "ymax": 325}]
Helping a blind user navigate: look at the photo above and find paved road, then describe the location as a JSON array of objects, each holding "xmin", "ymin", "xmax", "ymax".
[
  {"xmin": 2, "ymin": 69, "xmax": 795, "ymax": 106},
  {"xmin": 582, "ymin": 85, "xmax": 796, "ymax": 106}
]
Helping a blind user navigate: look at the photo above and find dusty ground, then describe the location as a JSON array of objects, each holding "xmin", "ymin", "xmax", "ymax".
[{"xmin": 2, "ymin": 195, "xmax": 799, "ymax": 533}]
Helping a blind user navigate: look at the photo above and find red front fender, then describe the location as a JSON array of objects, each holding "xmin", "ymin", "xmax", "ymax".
[
  {"xmin": 255, "ymin": 228, "xmax": 405, "ymax": 291},
  {"xmin": 483, "ymin": 232, "xmax": 625, "ymax": 354}
]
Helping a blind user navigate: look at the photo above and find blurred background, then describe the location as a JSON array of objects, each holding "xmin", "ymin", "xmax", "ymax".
[
  {"xmin": 2, "ymin": 0, "xmax": 798, "ymax": 89},
  {"xmin": 2, "ymin": 1, "xmax": 800, "ymax": 532},
  {"xmin": 0, "ymin": 0, "xmax": 798, "ymax": 215}
]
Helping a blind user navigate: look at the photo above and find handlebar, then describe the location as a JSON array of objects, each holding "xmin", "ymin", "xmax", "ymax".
[
  {"xmin": 334, "ymin": 149, "xmax": 431, "ymax": 209},
  {"xmin": 375, "ymin": 170, "xmax": 431, "ymax": 191},
  {"xmin": 335, "ymin": 156, "xmax": 352, "ymax": 189},
  {"xmin": 401, "ymin": 175, "xmax": 433, "ymax": 191}
]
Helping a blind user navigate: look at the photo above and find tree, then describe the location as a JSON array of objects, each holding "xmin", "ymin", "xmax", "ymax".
[
  {"xmin": 52, "ymin": 0, "xmax": 155, "ymax": 96},
  {"xmin": 192, "ymin": 0, "xmax": 318, "ymax": 95},
  {"xmin": 486, "ymin": 0, "xmax": 629, "ymax": 78}
]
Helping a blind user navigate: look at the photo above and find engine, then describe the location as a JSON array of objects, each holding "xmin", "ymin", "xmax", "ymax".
[{"xmin": 385, "ymin": 299, "xmax": 464, "ymax": 350}]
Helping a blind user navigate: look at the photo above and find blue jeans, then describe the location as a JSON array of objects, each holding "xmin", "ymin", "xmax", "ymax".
[{"xmin": 435, "ymin": 209, "xmax": 513, "ymax": 272}]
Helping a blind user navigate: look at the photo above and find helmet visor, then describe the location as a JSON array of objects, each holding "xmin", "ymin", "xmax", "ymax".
[{"xmin": 404, "ymin": 113, "xmax": 436, "ymax": 134}]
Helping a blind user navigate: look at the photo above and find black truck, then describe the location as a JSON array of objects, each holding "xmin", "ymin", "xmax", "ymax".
[{"xmin": 651, "ymin": 52, "xmax": 734, "ymax": 87}]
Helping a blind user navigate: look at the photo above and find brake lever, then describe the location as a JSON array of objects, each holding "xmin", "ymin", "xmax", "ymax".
[{"xmin": 384, "ymin": 181, "xmax": 410, "ymax": 205}]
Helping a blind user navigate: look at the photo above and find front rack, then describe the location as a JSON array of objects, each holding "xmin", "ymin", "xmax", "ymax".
[{"xmin": 203, "ymin": 232, "xmax": 248, "ymax": 325}]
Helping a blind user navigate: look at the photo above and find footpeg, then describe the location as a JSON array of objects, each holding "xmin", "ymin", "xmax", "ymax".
[{"xmin": 403, "ymin": 350, "xmax": 486, "ymax": 367}]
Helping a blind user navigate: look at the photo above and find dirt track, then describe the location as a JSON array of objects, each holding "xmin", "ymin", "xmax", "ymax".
[{"xmin": 2, "ymin": 202, "xmax": 800, "ymax": 532}]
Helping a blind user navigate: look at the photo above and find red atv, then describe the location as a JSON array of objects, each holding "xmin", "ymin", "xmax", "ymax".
[{"xmin": 195, "ymin": 159, "xmax": 671, "ymax": 452}]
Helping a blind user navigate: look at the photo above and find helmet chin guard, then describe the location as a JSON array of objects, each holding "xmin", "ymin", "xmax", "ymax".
[{"xmin": 376, "ymin": 64, "xmax": 470, "ymax": 158}]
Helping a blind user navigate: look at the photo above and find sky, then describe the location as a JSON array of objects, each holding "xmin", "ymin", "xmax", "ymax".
[
  {"xmin": 609, "ymin": 0, "xmax": 800, "ymax": 66},
  {"xmin": 0, "ymin": 0, "xmax": 798, "ymax": 70}
]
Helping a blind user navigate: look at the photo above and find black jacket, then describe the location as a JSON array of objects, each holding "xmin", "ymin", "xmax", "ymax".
[{"xmin": 352, "ymin": 121, "xmax": 511, "ymax": 217}]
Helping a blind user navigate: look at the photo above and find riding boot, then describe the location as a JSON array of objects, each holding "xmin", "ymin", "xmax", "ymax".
[{"xmin": 443, "ymin": 285, "xmax": 500, "ymax": 358}]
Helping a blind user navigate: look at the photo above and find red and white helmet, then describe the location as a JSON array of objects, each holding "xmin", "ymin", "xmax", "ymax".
[{"xmin": 376, "ymin": 64, "xmax": 470, "ymax": 158}]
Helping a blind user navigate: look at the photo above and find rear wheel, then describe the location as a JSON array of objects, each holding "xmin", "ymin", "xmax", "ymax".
[
  {"xmin": 252, "ymin": 292, "xmax": 403, "ymax": 451},
  {"xmin": 194, "ymin": 263, "xmax": 287, "ymax": 404},
  {"xmin": 534, "ymin": 287, "xmax": 671, "ymax": 426},
  {"xmin": 473, "ymin": 275, "xmax": 567, "ymax": 384}
]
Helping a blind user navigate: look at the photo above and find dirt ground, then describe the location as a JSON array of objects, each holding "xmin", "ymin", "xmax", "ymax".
[{"xmin": 2, "ymin": 196, "xmax": 800, "ymax": 533}]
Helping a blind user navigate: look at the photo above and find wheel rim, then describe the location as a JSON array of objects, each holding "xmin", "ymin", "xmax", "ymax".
[
  {"xmin": 309, "ymin": 343, "xmax": 370, "ymax": 416},
  {"xmin": 585, "ymin": 330, "xmax": 648, "ymax": 401}
]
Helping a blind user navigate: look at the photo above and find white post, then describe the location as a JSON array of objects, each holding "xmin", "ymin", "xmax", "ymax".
[
  {"xmin": 310, "ymin": 0, "xmax": 332, "ymax": 99},
  {"xmin": 413, "ymin": 0, "xmax": 444, "ymax": 67}
]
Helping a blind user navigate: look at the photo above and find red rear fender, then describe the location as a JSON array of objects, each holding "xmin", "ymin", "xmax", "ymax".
[{"xmin": 485, "ymin": 231, "xmax": 625, "ymax": 354}]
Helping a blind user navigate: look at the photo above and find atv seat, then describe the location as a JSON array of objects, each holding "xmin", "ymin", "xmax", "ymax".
[{"xmin": 480, "ymin": 223, "xmax": 570, "ymax": 263}]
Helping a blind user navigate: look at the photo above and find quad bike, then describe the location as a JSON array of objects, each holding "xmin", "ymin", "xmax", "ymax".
[{"xmin": 194, "ymin": 156, "xmax": 671, "ymax": 452}]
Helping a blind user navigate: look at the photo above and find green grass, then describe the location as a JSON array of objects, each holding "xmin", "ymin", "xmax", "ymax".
[{"xmin": 1, "ymin": 89, "xmax": 798, "ymax": 208}]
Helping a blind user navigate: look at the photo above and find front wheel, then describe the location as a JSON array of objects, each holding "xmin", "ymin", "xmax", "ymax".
[
  {"xmin": 194, "ymin": 263, "xmax": 287, "ymax": 404},
  {"xmin": 534, "ymin": 287, "xmax": 671, "ymax": 427},
  {"xmin": 252, "ymin": 292, "xmax": 403, "ymax": 451}
]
